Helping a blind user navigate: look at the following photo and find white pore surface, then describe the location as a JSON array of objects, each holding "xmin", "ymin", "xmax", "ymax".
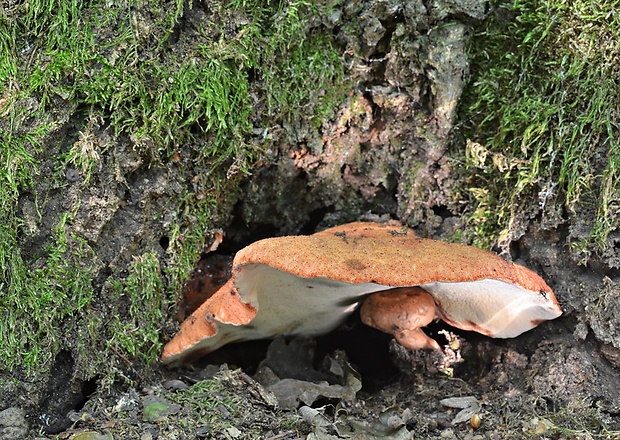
[
  {"xmin": 219, "ymin": 263, "xmax": 391, "ymax": 341},
  {"xmin": 421, "ymin": 279, "xmax": 562, "ymax": 338},
  {"xmin": 185, "ymin": 264, "xmax": 390, "ymax": 356}
]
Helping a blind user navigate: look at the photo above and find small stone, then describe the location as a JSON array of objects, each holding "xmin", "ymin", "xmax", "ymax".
[
  {"xmin": 225, "ymin": 426, "xmax": 241, "ymax": 438},
  {"xmin": 601, "ymin": 344, "xmax": 620, "ymax": 369},
  {"xmin": 216, "ymin": 404, "xmax": 231, "ymax": 419},
  {"xmin": 196, "ymin": 425, "xmax": 211, "ymax": 438},
  {"xmin": 0, "ymin": 407, "xmax": 29, "ymax": 440},
  {"xmin": 66, "ymin": 168, "xmax": 81, "ymax": 182},
  {"xmin": 573, "ymin": 321, "xmax": 589, "ymax": 340},
  {"xmin": 440, "ymin": 428, "xmax": 455, "ymax": 439},
  {"xmin": 162, "ymin": 379, "xmax": 189, "ymax": 390}
]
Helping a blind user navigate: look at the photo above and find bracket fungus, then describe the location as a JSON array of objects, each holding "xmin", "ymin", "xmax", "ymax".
[{"xmin": 162, "ymin": 222, "xmax": 562, "ymax": 366}]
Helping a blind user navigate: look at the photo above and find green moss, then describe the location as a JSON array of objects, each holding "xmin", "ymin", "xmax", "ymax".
[
  {"xmin": 162, "ymin": 0, "xmax": 348, "ymax": 294},
  {"xmin": 259, "ymin": 1, "xmax": 347, "ymax": 125},
  {"xmin": 171, "ymin": 378, "xmax": 243, "ymax": 428},
  {"xmin": 545, "ymin": 398, "xmax": 620, "ymax": 438},
  {"xmin": 168, "ymin": 192, "xmax": 220, "ymax": 296},
  {"xmin": 459, "ymin": 0, "xmax": 620, "ymax": 252},
  {"xmin": 166, "ymin": 370, "xmax": 306, "ymax": 437},
  {"xmin": 107, "ymin": 253, "xmax": 167, "ymax": 366},
  {"xmin": 0, "ymin": 210, "xmax": 97, "ymax": 374},
  {"xmin": 0, "ymin": 0, "xmax": 347, "ymax": 379}
]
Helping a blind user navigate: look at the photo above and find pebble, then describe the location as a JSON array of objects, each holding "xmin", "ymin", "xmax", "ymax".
[
  {"xmin": 225, "ymin": 426, "xmax": 241, "ymax": 438},
  {"xmin": 66, "ymin": 168, "xmax": 81, "ymax": 182},
  {"xmin": 0, "ymin": 407, "xmax": 29, "ymax": 440},
  {"xmin": 162, "ymin": 379, "xmax": 189, "ymax": 390}
]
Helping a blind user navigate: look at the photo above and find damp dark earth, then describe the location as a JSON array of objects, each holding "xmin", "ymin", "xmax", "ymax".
[{"xmin": 2, "ymin": 0, "xmax": 620, "ymax": 439}]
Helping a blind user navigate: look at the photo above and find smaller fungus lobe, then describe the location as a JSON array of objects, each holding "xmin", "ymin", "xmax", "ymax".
[{"xmin": 361, "ymin": 287, "xmax": 440, "ymax": 351}]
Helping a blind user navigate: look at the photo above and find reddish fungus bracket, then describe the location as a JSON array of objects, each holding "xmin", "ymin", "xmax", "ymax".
[{"xmin": 161, "ymin": 222, "xmax": 562, "ymax": 366}]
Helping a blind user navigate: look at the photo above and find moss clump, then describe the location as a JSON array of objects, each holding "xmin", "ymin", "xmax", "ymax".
[
  {"xmin": 259, "ymin": 1, "xmax": 347, "ymax": 126},
  {"xmin": 166, "ymin": 369, "xmax": 307, "ymax": 438},
  {"xmin": 545, "ymin": 398, "xmax": 620, "ymax": 438},
  {"xmin": 107, "ymin": 253, "xmax": 167, "ymax": 368},
  {"xmin": 0, "ymin": 0, "xmax": 347, "ymax": 380},
  {"xmin": 458, "ymin": 0, "xmax": 620, "ymax": 255},
  {"xmin": 0, "ymin": 211, "xmax": 97, "ymax": 374}
]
